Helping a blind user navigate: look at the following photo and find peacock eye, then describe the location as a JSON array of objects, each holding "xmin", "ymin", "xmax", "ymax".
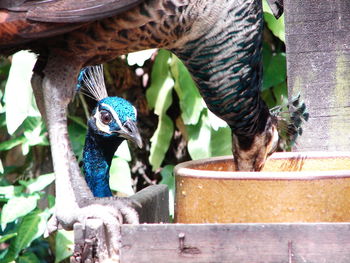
[{"xmin": 100, "ymin": 110, "xmax": 112, "ymax": 125}]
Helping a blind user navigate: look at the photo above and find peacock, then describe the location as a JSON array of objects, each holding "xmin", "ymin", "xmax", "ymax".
[
  {"xmin": 0, "ymin": 0, "xmax": 289, "ymax": 249},
  {"xmin": 77, "ymin": 65, "xmax": 142, "ymax": 198}
]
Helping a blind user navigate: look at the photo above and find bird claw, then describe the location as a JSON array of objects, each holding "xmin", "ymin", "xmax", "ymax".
[
  {"xmin": 47, "ymin": 197, "xmax": 139, "ymax": 258},
  {"xmin": 91, "ymin": 196, "xmax": 140, "ymax": 224}
]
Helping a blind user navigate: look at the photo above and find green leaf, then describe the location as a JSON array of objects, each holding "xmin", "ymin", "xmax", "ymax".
[
  {"xmin": 159, "ymin": 165, "xmax": 175, "ymax": 217},
  {"xmin": 263, "ymin": 52, "xmax": 286, "ymax": 90},
  {"xmin": 207, "ymin": 109, "xmax": 228, "ymax": 131},
  {"xmin": 159, "ymin": 165, "xmax": 175, "ymax": 189},
  {"xmin": 146, "ymin": 49, "xmax": 175, "ymax": 170},
  {"xmin": 22, "ymin": 117, "xmax": 48, "ymax": 147},
  {"xmin": 127, "ymin": 49, "xmax": 156, "ymax": 67},
  {"xmin": 186, "ymin": 112, "xmax": 211, "ymax": 160},
  {"xmin": 262, "ymin": 42, "xmax": 272, "ymax": 72},
  {"xmin": 187, "ymin": 111, "xmax": 232, "ymax": 159},
  {"xmin": 171, "ymin": 55, "xmax": 203, "ymax": 125},
  {"xmin": 19, "ymin": 173, "xmax": 55, "ymax": 194},
  {"xmin": 0, "ymin": 233, "xmax": 17, "ymax": 243},
  {"xmin": 153, "ymin": 75, "xmax": 174, "ymax": 115},
  {"xmin": 149, "ymin": 114, "xmax": 174, "ymax": 170},
  {"xmin": 18, "ymin": 252, "xmax": 40, "ymax": 263},
  {"xmin": 22, "ymin": 116, "xmax": 41, "ymax": 131},
  {"xmin": 262, "ymin": 0, "xmax": 285, "ymax": 42},
  {"xmin": 262, "ymin": 89, "xmax": 275, "ymax": 108},
  {"xmin": 21, "ymin": 117, "xmax": 48, "ymax": 155},
  {"xmin": 109, "ymin": 157, "xmax": 134, "ymax": 196},
  {"xmin": 146, "ymin": 49, "xmax": 173, "ymax": 112},
  {"xmin": 4, "ymin": 51, "xmax": 39, "ymax": 134},
  {"xmin": 47, "ymin": 194, "xmax": 55, "ymax": 209},
  {"xmin": 273, "ymin": 82, "xmax": 288, "ymax": 106},
  {"xmin": 210, "ymin": 126, "xmax": 232, "ymax": 157},
  {"xmin": 1, "ymin": 195, "xmax": 40, "ymax": 230},
  {"xmin": 265, "ymin": 13, "xmax": 285, "ymax": 43},
  {"xmin": 262, "ymin": 0, "xmax": 273, "ymax": 14},
  {"xmin": 115, "ymin": 140, "xmax": 131, "ymax": 161},
  {"xmin": 68, "ymin": 115, "xmax": 87, "ymax": 129},
  {"xmin": 0, "ymin": 185, "xmax": 24, "ymax": 199},
  {"xmin": 55, "ymin": 230, "xmax": 74, "ymax": 263},
  {"xmin": 0, "ymin": 58, "xmax": 10, "ymax": 79},
  {"xmin": 3, "ymin": 210, "xmax": 50, "ymax": 262},
  {"xmin": 0, "ymin": 117, "xmax": 47, "ymax": 154},
  {"xmin": 0, "ymin": 135, "xmax": 26, "ymax": 151},
  {"xmin": 0, "ymin": 113, "xmax": 6, "ymax": 127},
  {"xmin": 0, "ymin": 159, "xmax": 3, "ymax": 174}
]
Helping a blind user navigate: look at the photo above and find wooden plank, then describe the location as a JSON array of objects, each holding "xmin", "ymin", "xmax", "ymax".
[
  {"xmin": 285, "ymin": 0, "xmax": 350, "ymax": 151},
  {"xmin": 130, "ymin": 184, "xmax": 169, "ymax": 223},
  {"xmin": 120, "ymin": 223, "xmax": 350, "ymax": 262}
]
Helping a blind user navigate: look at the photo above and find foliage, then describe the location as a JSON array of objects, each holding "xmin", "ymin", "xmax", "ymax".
[
  {"xmin": 0, "ymin": 53, "xmax": 74, "ymax": 262},
  {"xmin": 0, "ymin": 5, "xmax": 286, "ymax": 262},
  {"xmin": 262, "ymin": 0, "xmax": 287, "ymax": 108},
  {"xmin": 146, "ymin": 49, "xmax": 175, "ymax": 171},
  {"xmin": 0, "ymin": 173, "xmax": 65, "ymax": 262}
]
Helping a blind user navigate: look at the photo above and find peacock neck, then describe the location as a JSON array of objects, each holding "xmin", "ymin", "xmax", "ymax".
[
  {"xmin": 83, "ymin": 127, "xmax": 122, "ymax": 197},
  {"xmin": 173, "ymin": 0, "xmax": 267, "ymax": 137}
]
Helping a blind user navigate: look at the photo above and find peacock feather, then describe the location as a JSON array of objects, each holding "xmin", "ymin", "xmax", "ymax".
[{"xmin": 271, "ymin": 95, "xmax": 309, "ymax": 150}]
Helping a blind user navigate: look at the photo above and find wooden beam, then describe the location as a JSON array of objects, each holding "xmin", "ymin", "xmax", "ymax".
[
  {"xmin": 285, "ymin": 0, "xmax": 350, "ymax": 151},
  {"xmin": 120, "ymin": 223, "xmax": 350, "ymax": 262},
  {"xmin": 130, "ymin": 184, "xmax": 170, "ymax": 224}
]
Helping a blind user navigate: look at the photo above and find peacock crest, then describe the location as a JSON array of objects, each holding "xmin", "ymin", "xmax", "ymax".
[{"xmin": 77, "ymin": 65, "xmax": 108, "ymax": 101}]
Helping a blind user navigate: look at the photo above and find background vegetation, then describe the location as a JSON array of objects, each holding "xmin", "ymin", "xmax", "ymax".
[{"xmin": 0, "ymin": 2, "xmax": 286, "ymax": 262}]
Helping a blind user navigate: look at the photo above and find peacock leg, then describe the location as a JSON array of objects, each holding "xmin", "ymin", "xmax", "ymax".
[
  {"xmin": 31, "ymin": 72, "xmax": 46, "ymax": 121},
  {"xmin": 39, "ymin": 54, "xmax": 138, "ymax": 257}
]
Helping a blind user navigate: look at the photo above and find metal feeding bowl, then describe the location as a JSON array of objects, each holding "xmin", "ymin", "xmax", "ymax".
[{"xmin": 174, "ymin": 152, "xmax": 350, "ymax": 223}]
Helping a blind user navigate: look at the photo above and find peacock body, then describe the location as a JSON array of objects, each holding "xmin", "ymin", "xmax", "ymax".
[
  {"xmin": 0, "ymin": 0, "xmax": 290, "ymax": 250},
  {"xmin": 0, "ymin": 0, "xmax": 281, "ymax": 170}
]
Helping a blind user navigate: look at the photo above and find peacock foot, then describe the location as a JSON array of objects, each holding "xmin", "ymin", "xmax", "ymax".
[
  {"xmin": 47, "ymin": 198, "xmax": 139, "ymax": 232},
  {"xmin": 47, "ymin": 197, "xmax": 139, "ymax": 260}
]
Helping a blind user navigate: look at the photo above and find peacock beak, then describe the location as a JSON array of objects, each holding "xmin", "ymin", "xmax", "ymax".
[{"xmin": 117, "ymin": 119, "xmax": 143, "ymax": 148}]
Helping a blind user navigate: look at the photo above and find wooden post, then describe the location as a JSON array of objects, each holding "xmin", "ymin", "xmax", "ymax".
[
  {"xmin": 72, "ymin": 185, "xmax": 169, "ymax": 263},
  {"xmin": 285, "ymin": 0, "xmax": 350, "ymax": 151},
  {"xmin": 130, "ymin": 184, "xmax": 169, "ymax": 224}
]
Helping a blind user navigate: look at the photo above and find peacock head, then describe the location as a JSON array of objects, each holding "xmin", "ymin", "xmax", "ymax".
[
  {"xmin": 232, "ymin": 115, "xmax": 279, "ymax": 171},
  {"xmin": 78, "ymin": 65, "xmax": 142, "ymax": 148},
  {"xmin": 232, "ymin": 95, "xmax": 308, "ymax": 171},
  {"xmin": 89, "ymin": 96, "xmax": 142, "ymax": 147}
]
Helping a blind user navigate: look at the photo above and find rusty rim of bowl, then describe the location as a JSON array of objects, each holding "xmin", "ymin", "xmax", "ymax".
[{"xmin": 174, "ymin": 151, "xmax": 350, "ymax": 180}]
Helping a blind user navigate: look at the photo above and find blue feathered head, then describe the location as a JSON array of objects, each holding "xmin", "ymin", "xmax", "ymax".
[{"xmin": 78, "ymin": 65, "xmax": 142, "ymax": 148}]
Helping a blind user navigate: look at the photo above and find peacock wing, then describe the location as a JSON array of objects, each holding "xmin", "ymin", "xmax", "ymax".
[
  {"xmin": 0, "ymin": 0, "xmax": 144, "ymax": 47},
  {"xmin": 11, "ymin": 0, "xmax": 145, "ymax": 23}
]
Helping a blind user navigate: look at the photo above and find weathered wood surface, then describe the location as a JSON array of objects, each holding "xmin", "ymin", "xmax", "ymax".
[
  {"xmin": 285, "ymin": 0, "xmax": 350, "ymax": 151},
  {"xmin": 120, "ymin": 223, "xmax": 350, "ymax": 263},
  {"xmin": 72, "ymin": 185, "xmax": 169, "ymax": 262},
  {"xmin": 73, "ymin": 219, "xmax": 110, "ymax": 263},
  {"xmin": 131, "ymin": 184, "xmax": 169, "ymax": 224}
]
